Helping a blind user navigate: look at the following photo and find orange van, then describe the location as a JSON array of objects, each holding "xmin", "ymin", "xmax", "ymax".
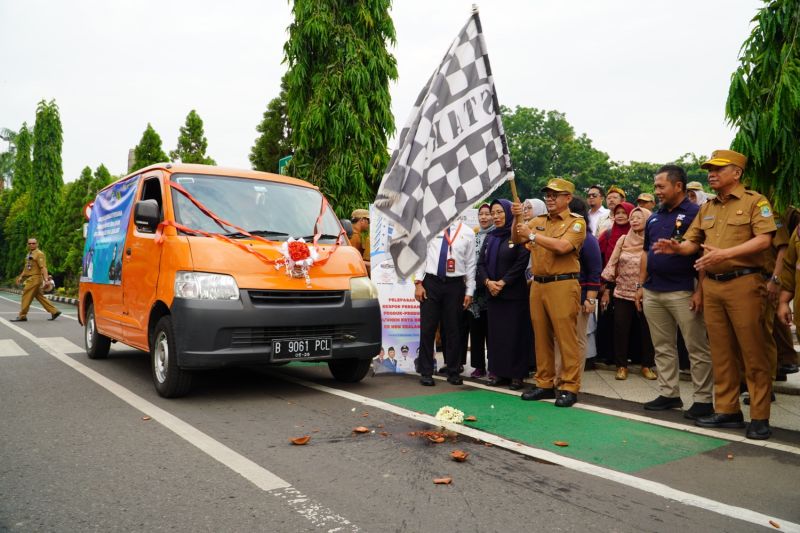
[{"xmin": 78, "ymin": 164, "xmax": 380, "ymax": 397}]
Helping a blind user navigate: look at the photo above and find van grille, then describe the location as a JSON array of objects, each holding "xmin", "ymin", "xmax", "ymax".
[
  {"xmin": 229, "ymin": 325, "xmax": 358, "ymax": 347},
  {"xmin": 247, "ymin": 290, "xmax": 345, "ymax": 306}
]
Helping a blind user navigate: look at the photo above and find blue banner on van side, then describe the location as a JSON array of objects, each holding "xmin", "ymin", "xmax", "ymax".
[{"xmin": 81, "ymin": 176, "xmax": 138, "ymax": 285}]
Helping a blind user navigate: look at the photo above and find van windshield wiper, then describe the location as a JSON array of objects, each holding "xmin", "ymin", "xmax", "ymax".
[
  {"xmin": 222, "ymin": 230, "xmax": 290, "ymax": 239},
  {"xmin": 303, "ymin": 233, "xmax": 341, "ymax": 241}
]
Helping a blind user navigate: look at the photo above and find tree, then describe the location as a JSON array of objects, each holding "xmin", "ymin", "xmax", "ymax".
[
  {"xmin": 250, "ymin": 77, "xmax": 292, "ymax": 173},
  {"xmin": 284, "ymin": 0, "xmax": 398, "ymax": 217},
  {"xmin": 0, "ymin": 128, "xmax": 17, "ymax": 191},
  {"xmin": 496, "ymin": 106, "xmax": 612, "ymax": 200},
  {"xmin": 31, "ymin": 100, "xmax": 64, "ymax": 244},
  {"xmin": 2, "ymin": 192, "xmax": 31, "ymax": 277},
  {"xmin": 170, "ymin": 110, "xmax": 216, "ymax": 165},
  {"xmin": 726, "ymin": 0, "xmax": 800, "ymax": 210},
  {"xmin": 132, "ymin": 123, "xmax": 168, "ymax": 170},
  {"xmin": 12, "ymin": 123, "xmax": 33, "ymax": 194}
]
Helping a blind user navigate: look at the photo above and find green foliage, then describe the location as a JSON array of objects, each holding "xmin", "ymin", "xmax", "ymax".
[
  {"xmin": 170, "ymin": 110, "xmax": 216, "ymax": 165},
  {"xmin": 132, "ymin": 123, "xmax": 168, "ymax": 171},
  {"xmin": 250, "ymin": 76, "xmax": 292, "ymax": 173},
  {"xmin": 31, "ymin": 100, "xmax": 64, "ymax": 245},
  {"xmin": 284, "ymin": 0, "xmax": 398, "ymax": 217},
  {"xmin": 0, "ymin": 128, "xmax": 17, "ymax": 190},
  {"xmin": 726, "ymin": 0, "xmax": 800, "ymax": 209},
  {"xmin": 12, "ymin": 123, "xmax": 33, "ymax": 194},
  {"xmin": 495, "ymin": 106, "xmax": 612, "ymax": 199},
  {"xmin": 2, "ymin": 192, "xmax": 31, "ymax": 277}
]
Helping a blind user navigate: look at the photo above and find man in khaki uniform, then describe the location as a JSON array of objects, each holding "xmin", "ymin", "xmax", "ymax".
[
  {"xmin": 512, "ymin": 178, "xmax": 586, "ymax": 407},
  {"xmin": 12, "ymin": 237, "xmax": 61, "ymax": 322},
  {"xmin": 349, "ymin": 208, "xmax": 371, "ymax": 270},
  {"xmin": 777, "ymin": 226, "xmax": 800, "ymax": 367},
  {"xmin": 760, "ymin": 209, "xmax": 790, "ymax": 384},
  {"xmin": 653, "ymin": 149, "xmax": 776, "ymax": 440}
]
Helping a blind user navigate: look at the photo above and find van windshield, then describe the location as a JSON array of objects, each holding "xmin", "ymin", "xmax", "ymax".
[{"xmin": 170, "ymin": 173, "xmax": 343, "ymax": 243}]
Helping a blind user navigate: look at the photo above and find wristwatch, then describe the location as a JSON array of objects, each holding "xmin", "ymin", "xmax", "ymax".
[
  {"xmin": 635, "ymin": 282, "xmax": 643, "ymax": 289},
  {"xmin": 586, "ymin": 298, "xmax": 597, "ymax": 305},
  {"xmin": 771, "ymin": 275, "xmax": 780, "ymax": 284},
  {"xmin": 528, "ymin": 233, "xmax": 537, "ymax": 244}
]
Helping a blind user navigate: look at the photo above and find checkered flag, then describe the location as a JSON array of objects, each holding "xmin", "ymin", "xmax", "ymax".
[{"xmin": 375, "ymin": 10, "xmax": 513, "ymax": 279}]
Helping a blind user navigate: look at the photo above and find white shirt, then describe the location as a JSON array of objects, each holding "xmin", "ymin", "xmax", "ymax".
[
  {"xmin": 415, "ymin": 222, "xmax": 477, "ymax": 296},
  {"xmin": 587, "ymin": 206, "xmax": 609, "ymax": 236}
]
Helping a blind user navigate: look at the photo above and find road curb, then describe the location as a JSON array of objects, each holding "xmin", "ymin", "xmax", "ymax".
[{"xmin": 0, "ymin": 287, "xmax": 79, "ymax": 306}]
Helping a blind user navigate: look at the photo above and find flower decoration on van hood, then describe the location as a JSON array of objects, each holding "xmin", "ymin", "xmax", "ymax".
[{"xmin": 277, "ymin": 238, "xmax": 319, "ymax": 286}]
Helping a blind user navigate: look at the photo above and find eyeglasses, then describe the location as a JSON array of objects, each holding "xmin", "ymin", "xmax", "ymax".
[
  {"xmin": 27, "ymin": 242, "xmax": 36, "ymax": 245},
  {"xmin": 587, "ymin": 193, "xmax": 600, "ymax": 198},
  {"xmin": 543, "ymin": 192, "xmax": 568, "ymax": 200},
  {"xmin": 522, "ymin": 205, "xmax": 532, "ymax": 211}
]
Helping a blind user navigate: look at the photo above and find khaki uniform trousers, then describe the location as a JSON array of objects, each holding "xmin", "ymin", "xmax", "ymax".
[
  {"xmin": 19, "ymin": 275, "xmax": 58, "ymax": 318},
  {"xmin": 643, "ymin": 289, "xmax": 713, "ymax": 403},
  {"xmin": 554, "ymin": 309, "xmax": 590, "ymax": 384},
  {"xmin": 774, "ymin": 315, "xmax": 799, "ymax": 367},
  {"xmin": 703, "ymin": 274, "xmax": 772, "ymax": 420},
  {"xmin": 763, "ymin": 293, "xmax": 780, "ymax": 380},
  {"xmin": 531, "ymin": 279, "xmax": 582, "ymax": 393}
]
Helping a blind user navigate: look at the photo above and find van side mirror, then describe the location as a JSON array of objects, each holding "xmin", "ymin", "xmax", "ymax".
[
  {"xmin": 134, "ymin": 199, "xmax": 160, "ymax": 233},
  {"xmin": 340, "ymin": 218, "xmax": 353, "ymax": 238}
]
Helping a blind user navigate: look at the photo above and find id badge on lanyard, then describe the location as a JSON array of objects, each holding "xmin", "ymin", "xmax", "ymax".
[{"xmin": 444, "ymin": 223, "xmax": 462, "ymax": 273}]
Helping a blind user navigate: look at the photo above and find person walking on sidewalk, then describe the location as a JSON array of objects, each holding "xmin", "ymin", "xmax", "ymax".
[
  {"xmin": 512, "ymin": 178, "xmax": 586, "ymax": 407},
  {"xmin": 12, "ymin": 237, "xmax": 61, "ymax": 322},
  {"xmin": 636, "ymin": 165, "xmax": 713, "ymax": 419},
  {"xmin": 653, "ymin": 149, "xmax": 776, "ymax": 440}
]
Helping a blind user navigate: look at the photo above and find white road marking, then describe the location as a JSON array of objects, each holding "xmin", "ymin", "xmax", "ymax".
[
  {"xmin": 38, "ymin": 337, "xmax": 83, "ymax": 354},
  {"xmin": 433, "ymin": 374, "xmax": 800, "ymax": 456},
  {"xmin": 0, "ymin": 339, "xmax": 28, "ymax": 357},
  {"xmin": 0, "ymin": 316, "xmax": 359, "ymax": 531},
  {"xmin": 275, "ymin": 372, "xmax": 800, "ymax": 533}
]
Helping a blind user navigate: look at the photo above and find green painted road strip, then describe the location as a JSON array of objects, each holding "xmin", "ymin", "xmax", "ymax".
[{"xmin": 387, "ymin": 389, "xmax": 727, "ymax": 473}]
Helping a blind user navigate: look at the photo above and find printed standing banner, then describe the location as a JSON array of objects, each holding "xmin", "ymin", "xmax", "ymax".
[
  {"xmin": 370, "ymin": 205, "xmax": 478, "ymax": 375},
  {"xmin": 81, "ymin": 176, "xmax": 138, "ymax": 284}
]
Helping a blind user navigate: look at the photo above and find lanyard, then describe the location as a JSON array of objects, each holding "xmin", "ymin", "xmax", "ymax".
[{"xmin": 443, "ymin": 223, "xmax": 462, "ymax": 257}]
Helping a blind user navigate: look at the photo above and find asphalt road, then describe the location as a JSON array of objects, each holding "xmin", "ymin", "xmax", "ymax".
[{"xmin": 1, "ymin": 294, "xmax": 799, "ymax": 533}]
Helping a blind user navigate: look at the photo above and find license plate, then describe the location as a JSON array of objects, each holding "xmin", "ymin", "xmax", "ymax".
[{"xmin": 271, "ymin": 337, "xmax": 332, "ymax": 362}]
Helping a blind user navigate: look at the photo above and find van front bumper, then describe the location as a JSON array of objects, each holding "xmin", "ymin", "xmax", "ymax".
[{"xmin": 169, "ymin": 290, "xmax": 381, "ymax": 369}]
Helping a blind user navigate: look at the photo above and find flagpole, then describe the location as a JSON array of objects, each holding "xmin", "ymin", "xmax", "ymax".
[{"xmin": 471, "ymin": 4, "xmax": 519, "ymax": 203}]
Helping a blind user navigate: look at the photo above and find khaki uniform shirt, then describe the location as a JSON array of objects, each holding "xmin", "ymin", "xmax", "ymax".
[
  {"xmin": 763, "ymin": 212, "xmax": 791, "ymax": 275},
  {"xmin": 526, "ymin": 210, "xmax": 586, "ymax": 276},
  {"xmin": 683, "ymin": 183, "xmax": 777, "ymax": 275},
  {"xmin": 349, "ymin": 231, "xmax": 369, "ymax": 261},
  {"xmin": 24, "ymin": 249, "xmax": 47, "ymax": 277},
  {"xmin": 780, "ymin": 229, "xmax": 800, "ymax": 311}
]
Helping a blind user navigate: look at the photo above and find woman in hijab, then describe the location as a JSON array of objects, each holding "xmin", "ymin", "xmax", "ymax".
[
  {"xmin": 468, "ymin": 203, "xmax": 494, "ymax": 378},
  {"xmin": 477, "ymin": 199, "xmax": 533, "ymax": 390},
  {"xmin": 598, "ymin": 201, "xmax": 634, "ymax": 266},
  {"xmin": 600, "ymin": 206, "xmax": 656, "ymax": 380},
  {"xmin": 522, "ymin": 198, "xmax": 547, "ymax": 221},
  {"xmin": 595, "ymin": 201, "xmax": 634, "ymax": 364}
]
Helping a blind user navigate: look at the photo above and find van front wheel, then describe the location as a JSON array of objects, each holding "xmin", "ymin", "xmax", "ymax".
[
  {"xmin": 328, "ymin": 358, "xmax": 371, "ymax": 383},
  {"xmin": 85, "ymin": 303, "xmax": 111, "ymax": 359},
  {"xmin": 151, "ymin": 316, "xmax": 192, "ymax": 398}
]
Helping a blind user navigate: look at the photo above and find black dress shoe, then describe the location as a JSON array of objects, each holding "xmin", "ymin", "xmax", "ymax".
[
  {"xmin": 437, "ymin": 366, "xmax": 450, "ymax": 375},
  {"xmin": 554, "ymin": 390, "xmax": 577, "ymax": 407},
  {"xmin": 746, "ymin": 419, "xmax": 771, "ymax": 440},
  {"xmin": 644, "ymin": 395, "xmax": 683, "ymax": 411},
  {"xmin": 10, "ymin": 317, "xmax": 27, "ymax": 322},
  {"xmin": 447, "ymin": 375, "xmax": 463, "ymax": 386},
  {"xmin": 509, "ymin": 379, "xmax": 524, "ymax": 391},
  {"xmin": 488, "ymin": 376, "xmax": 511, "ymax": 387},
  {"xmin": 520, "ymin": 387, "xmax": 556, "ymax": 401},
  {"xmin": 683, "ymin": 402, "xmax": 714, "ymax": 420},
  {"xmin": 779, "ymin": 363, "xmax": 799, "ymax": 375},
  {"xmin": 420, "ymin": 376, "xmax": 435, "ymax": 386},
  {"xmin": 48, "ymin": 311, "xmax": 62, "ymax": 321},
  {"xmin": 742, "ymin": 392, "xmax": 776, "ymax": 405},
  {"xmin": 694, "ymin": 412, "xmax": 745, "ymax": 429}
]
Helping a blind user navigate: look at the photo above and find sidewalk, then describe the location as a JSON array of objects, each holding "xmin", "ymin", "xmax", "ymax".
[{"xmin": 581, "ymin": 362, "xmax": 800, "ymax": 432}]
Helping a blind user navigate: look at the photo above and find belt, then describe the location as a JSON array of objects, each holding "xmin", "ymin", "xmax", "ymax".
[
  {"xmin": 427, "ymin": 275, "xmax": 465, "ymax": 283},
  {"xmin": 533, "ymin": 273, "xmax": 580, "ymax": 284},
  {"xmin": 706, "ymin": 268, "xmax": 762, "ymax": 282}
]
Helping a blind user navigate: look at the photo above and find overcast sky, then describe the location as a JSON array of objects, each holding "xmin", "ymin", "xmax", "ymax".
[{"xmin": 0, "ymin": 0, "xmax": 761, "ymax": 183}]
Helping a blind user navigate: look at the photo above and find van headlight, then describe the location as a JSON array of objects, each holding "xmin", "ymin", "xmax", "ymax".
[
  {"xmin": 174, "ymin": 271, "xmax": 239, "ymax": 300},
  {"xmin": 350, "ymin": 276, "xmax": 378, "ymax": 300}
]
